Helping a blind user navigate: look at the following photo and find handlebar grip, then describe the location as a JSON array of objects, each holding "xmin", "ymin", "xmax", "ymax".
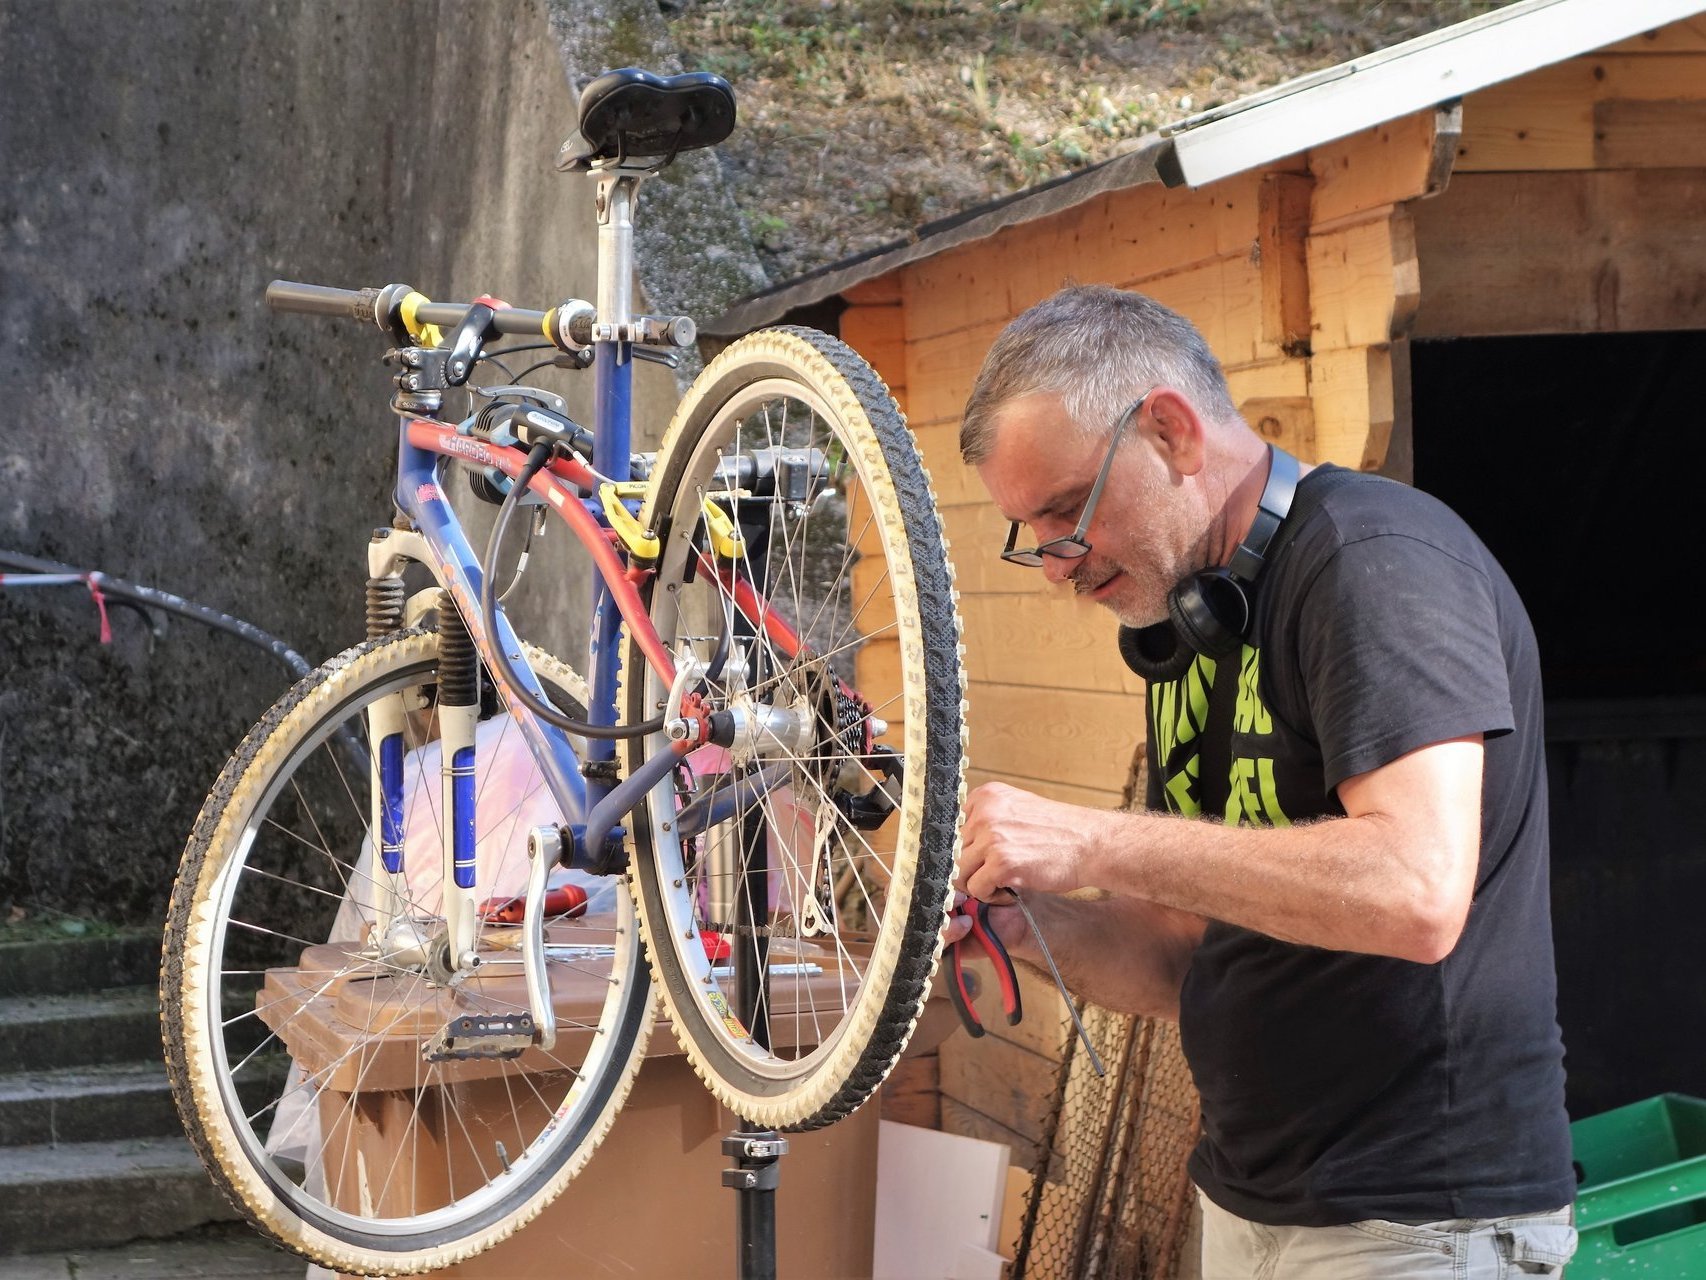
[{"xmin": 265, "ymin": 280, "xmax": 378, "ymax": 322}]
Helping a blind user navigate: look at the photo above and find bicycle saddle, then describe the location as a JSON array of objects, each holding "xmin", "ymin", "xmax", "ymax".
[{"xmin": 556, "ymin": 68, "xmax": 736, "ymax": 171}]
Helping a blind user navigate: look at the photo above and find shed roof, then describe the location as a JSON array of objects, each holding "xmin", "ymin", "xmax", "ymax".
[{"xmin": 705, "ymin": 0, "xmax": 1706, "ymax": 337}]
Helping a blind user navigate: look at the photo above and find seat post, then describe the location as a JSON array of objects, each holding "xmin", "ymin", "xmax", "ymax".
[
  {"xmin": 588, "ymin": 162, "xmax": 648, "ymax": 480},
  {"xmin": 594, "ymin": 168, "xmax": 641, "ymax": 337},
  {"xmin": 584, "ymin": 163, "xmax": 646, "ymax": 801}
]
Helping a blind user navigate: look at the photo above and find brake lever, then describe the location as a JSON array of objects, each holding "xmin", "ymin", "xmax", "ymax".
[{"xmin": 630, "ymin": 346, "xmax": 681, "ymax": 370}]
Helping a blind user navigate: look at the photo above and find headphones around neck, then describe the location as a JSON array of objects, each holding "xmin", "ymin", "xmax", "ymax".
[{"xmin": 1117, "ymin": 445, "xmax": 1301, "ymax": 683}]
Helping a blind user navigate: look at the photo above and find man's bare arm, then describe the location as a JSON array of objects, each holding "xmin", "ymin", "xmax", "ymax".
[
  {"xmin": 979, "ymin": 892, "xmax": 1206, "ymax": 1021},
  {"xmin": 958, "ymin": 737, "xmax": 1484, "ymax": 965}
]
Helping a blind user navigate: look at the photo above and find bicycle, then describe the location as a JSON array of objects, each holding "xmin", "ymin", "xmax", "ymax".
[{"xmin": 159, "ymin": 68, "xmax": 966, "ymax": 1274}]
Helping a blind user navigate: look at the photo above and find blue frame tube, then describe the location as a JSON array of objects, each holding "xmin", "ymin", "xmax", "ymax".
[
  {"xmin": 392, "ymin": 421, "xmax": 590, "ymax": 827},
  {"xmin": 585, "ymin": 343, "xmax": 633, "ymax": 811}
]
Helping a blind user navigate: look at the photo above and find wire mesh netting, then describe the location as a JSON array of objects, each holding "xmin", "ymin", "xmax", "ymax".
[
  {"xmin": 1010, "ymin": 1006, "xmax": 1200, "ymax": 1279},
  {"xmin": 1009, "ymin": 742, "xmax": 1202, "ymax": 1280}
]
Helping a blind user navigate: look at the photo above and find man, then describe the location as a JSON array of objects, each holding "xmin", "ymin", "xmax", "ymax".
[{"xmin": 948, "ymin": 285, "xmax": 1577, "ymax": 1277}]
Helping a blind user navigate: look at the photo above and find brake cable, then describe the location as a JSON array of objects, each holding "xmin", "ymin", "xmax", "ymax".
[{"xmin": 479, "ymin": 442, "xmax": 665, "ymax": 740}]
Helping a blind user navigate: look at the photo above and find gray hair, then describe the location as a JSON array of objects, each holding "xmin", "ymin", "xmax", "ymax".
[{"xmin": 959, "ymin": 285, "xmax": 1240, "ymax": 463}]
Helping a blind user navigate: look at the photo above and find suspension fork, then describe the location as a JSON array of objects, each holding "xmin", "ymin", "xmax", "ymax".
[{"xmin": 363, "ymin": 555, "xmax": 414, "ymax": 951}]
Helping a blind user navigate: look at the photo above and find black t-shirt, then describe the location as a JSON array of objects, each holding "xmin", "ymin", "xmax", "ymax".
[{"xmin": 1145, "ymin": 465, "xmax": 1575, "ymax": 1227}]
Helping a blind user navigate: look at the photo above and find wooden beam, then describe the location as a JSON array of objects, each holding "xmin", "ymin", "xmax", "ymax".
[
  {"xmin": 938, "ymin": 1020, "xmax": 1060, "ymax": 1146},
  {"xmin": 1595, "ymin": 98, "xmax": 1706, "ymax": 168},
  {"xmin": 1305, "ymin": 209, "xmax": 1419, "ymax": 352},
  {"xmin": 1240, "ymin": 396, "xmax": 1316, "ymax": 460},
  {"xmin": 1308, "ymin": 108, "xmax": 1442, "ymax": 229},
  {"xmin": 1600, "ymin": 16, "xmax": 1706, "ymax": 53},
  {"xmin": 1411, "ymin": 168, "xmax": 1706, "ymax": 337},
  {"xmin": 959, "ymin": 592, "xmax": 1143, "ymax": 696},
  {"xmin": 1590, "ymin": 52, "xmax": 1706, "ymax": 100},
  {"xmin": 1380, "ymin": 338, "xmax": 1415, "ymax": 486},
  {"xmin": 1042, "ymin": 172, "xmax": 1263, "ymax": 317},
  {"xmin": 967, "ymin": 681, "xmax": 1144, "ymax": 794},
  {"xmin": 1425, "ymin": 101, "xmax": 1463, "ymax": 200},
  {"xmin": 1257, "ymin": 173, "xmax": 1313, "ymax": 355},
  {"xmin": 1457, "ymin": 53, "xmax": 1706, "ymax": 172},
  {"xmin": 1457, "ymin": 61, "xmax": 1596, "ymax": 171},
  {"xmin": 1135, "ymin": 253, "xmax": 1272, "ymax": 366},
  {"xmin": 900, "ymin": 243, "xmax": 1014, "ymax": 345},
  {"xmin": 1225, "ymin": 356, "xmax": 1310, "ymax": 404},
  {"xmin": 1309, "ymin": 344, "xmax": 1395, "ymax": 472}
]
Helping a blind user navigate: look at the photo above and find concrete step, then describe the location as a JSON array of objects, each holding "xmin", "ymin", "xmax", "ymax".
[
  {"xmin": 0, "ymin": 1221, "xmax": 302, "ymax": 1278},
  {"xmin": 0, "ymin": 1062, "xmax": 182, "ymax": 1147},
  {"xmin": 0, "ymin": 931, "xmax": 160, "ymax": 998},
  {"xmin": 0, "ymin": 988, "xmax": 162, "ymax": 1074},
  {"xmin": 0, "ymin": 986, "xmax": 273, "ymax": 1076},
  {"xmin": 0, "ymin": 1136, "xmax": 242, "ymax": 1256},
  {"xmin": 0, "ymin": 1058, "xmax": 294, "ymax": 1148}
]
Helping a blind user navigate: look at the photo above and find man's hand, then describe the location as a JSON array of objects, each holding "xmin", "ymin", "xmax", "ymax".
[
  {"xmin": 957, "ymin": 781, "xmax": 1106, "ymax": 901},
  {"xmin": 941, "ymin": 890, "xmax": 1030, "ymax": 960}
]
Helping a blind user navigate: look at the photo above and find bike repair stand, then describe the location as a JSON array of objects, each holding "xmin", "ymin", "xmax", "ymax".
[
  {"xmin": 723, "ymin": 1127, "xmax": 787, "ymax": 1279},
  {"xmin": 723, "ymin": 760, "xmax": 786, "ymax": 1279}
]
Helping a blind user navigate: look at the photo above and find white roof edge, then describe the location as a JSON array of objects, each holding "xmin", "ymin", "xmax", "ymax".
[{"xmin": 1166, "ymin": 0, "xmax": 1706, "ymax": 188}]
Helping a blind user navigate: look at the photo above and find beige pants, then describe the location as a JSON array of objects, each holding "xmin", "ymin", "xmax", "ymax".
[{"xmin": 1198, "ymin": 1192, "xmax": 1576, "ymax": 1279}]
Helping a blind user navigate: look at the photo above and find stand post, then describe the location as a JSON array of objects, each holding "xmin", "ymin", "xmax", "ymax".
[{"xmin": 722, "ymin": 1128, "xmax": 788, "ymax": 1280}]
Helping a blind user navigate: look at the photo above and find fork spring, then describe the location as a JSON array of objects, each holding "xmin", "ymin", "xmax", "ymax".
[
  {"xmin": 365, "ymin": 575, "xmax": 406, "ymax": 638},
  {"xmin": 437, "ymin": 593, "xmax": 480, "ymax": 707}
]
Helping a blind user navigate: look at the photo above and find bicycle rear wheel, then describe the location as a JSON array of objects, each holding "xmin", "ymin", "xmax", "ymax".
[
  {"xmin": 162, "ymin": 628, "xmax": 651, "ymax": 1275},
  {"xmin": 621, "ymin": 325, "xmax": 965, "ymax": 1130}
]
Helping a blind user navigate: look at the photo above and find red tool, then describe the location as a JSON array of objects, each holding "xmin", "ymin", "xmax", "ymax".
[
  {"xmin": 476, "ymin": 883, "xmax": 589, "ymax": 925},
  {"xmin": 947, "ymin": 897, "xmax": 1022, "ymax": 1037}
]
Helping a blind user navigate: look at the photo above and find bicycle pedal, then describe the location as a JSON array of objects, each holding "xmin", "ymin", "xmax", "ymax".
[{"xmin": 421, "ymin": 1012, "xmax": 538, "ymax": 1062}]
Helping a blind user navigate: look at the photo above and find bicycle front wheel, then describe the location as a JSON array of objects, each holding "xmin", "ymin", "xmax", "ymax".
[
  {"xmin": 621, "ymin": 325, "xmax": 965, "ymax": 1130},
  {"xmin": 162, "ymin": 628, "xmax": 652, "ymax": 1275}
]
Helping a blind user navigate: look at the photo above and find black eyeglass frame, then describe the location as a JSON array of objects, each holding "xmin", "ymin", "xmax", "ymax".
[{"xmin": 998, "ymin": 390, "xmax": 1151, "ymax": 568}]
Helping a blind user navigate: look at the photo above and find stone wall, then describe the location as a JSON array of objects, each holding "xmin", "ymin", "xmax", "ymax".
[{"xmin": 0, "ymin": 0, "xmax": 764, "ymax": 923}]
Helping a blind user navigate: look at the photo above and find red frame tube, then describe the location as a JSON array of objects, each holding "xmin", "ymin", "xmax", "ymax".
[
  {"xmin": 405, "ymin": 420, "xmax": 677, "ymax": 684},
  {"xmin": 405, "ymin": 421, "xmax": 867, "ymax": 707}
]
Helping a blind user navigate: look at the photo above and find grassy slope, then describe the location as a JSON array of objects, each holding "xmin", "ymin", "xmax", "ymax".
[{"xmin": 667, "ymin": 0, "xmax": 1519, "ymax": 283}]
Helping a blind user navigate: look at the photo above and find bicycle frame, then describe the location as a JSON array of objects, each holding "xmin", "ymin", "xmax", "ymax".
[{"xmin": 357, "ymin": 164, "xmax": 817, "ymax": 977}]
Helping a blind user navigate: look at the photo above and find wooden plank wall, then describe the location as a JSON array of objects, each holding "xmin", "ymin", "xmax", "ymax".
[
  {"xmin": 850, "ymin": 14, "xmax": 1706, "ymax": 1167},
  {"xmin": 1414, "ymin": 20, "xmax": 1706, "ymax": 338}
]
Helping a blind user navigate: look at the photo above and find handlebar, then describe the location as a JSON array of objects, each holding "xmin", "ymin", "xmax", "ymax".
[
  {"xmin": 265, "ymin": 279, "xmax": 551, "ymax": 341},
  {"xmin": 264, "ymin": 280, "xmax": 373, "ymax": 320}
]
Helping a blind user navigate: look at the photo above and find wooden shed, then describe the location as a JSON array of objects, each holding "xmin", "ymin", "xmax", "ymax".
[{"xmin": 708, "ymin": 0, "xmax": 1706, "ymax": 1202}]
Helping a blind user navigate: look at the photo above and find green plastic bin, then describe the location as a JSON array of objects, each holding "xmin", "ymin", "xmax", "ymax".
[{"xmin": 1568, "ymin": 1093, "xmax": 1706, "ymax": 1277}]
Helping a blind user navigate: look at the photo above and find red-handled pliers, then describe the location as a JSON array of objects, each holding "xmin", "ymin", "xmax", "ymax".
[
  {"xmin": 476, "ymin": 884, "xmax": 589, "ymax": 924},
  {"xmin": 947, "ymin": 897, "xmax": 1022, "ymax": 1037}
]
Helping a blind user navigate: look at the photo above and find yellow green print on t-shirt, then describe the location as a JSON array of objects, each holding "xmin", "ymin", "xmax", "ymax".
[
  {"xmin": 1149, "ymin": 654, "xmax": 1216, "ymax": 818},
  {"xmin": 1225, "ymin": 645, "xmax": 1291, "ymax": 828}
]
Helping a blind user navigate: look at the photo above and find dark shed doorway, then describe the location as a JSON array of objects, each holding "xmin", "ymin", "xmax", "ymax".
[{"xmin": 1412, "ymin": 331, "xmax": 1706, "ymax": 1121}]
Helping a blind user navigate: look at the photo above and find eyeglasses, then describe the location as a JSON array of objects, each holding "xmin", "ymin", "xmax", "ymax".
[{"xmin": 999, "ymin": 391, "xmax": 1150, "ymax": 568}]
